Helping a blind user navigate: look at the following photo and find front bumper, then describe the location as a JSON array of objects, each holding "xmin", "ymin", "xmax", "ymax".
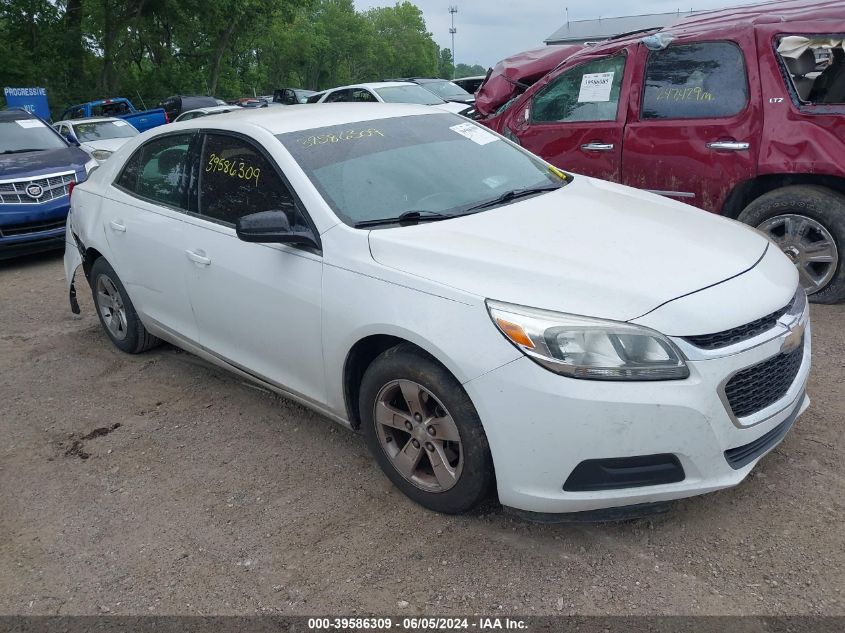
[
  {"xmin": 0, "ymin": 196, "xmax": 70, "ymax": 259},
  {"xmin": 464, "ymin": 319, "xmax": 811, "ymax": 514}
]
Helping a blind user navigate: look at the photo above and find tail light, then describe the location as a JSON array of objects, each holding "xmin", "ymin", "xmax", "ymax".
[
  {"xmin": 68, "ymin": 181, "xmax": 76, "ymax": 198},
  {"xmin": 164, "ymin": 111, "xmax": 170, "ymax": 123}
]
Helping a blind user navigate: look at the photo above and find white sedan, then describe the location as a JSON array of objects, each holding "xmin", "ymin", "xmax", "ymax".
[
  {"xmin": 64, "ymin": 105, "xmax": 810, "ymax": 518},
  {"xmin": 54, "ymin": 117, "xmax": 139, "ymax": 163},
  {"xmin": 312, "ymin": 82, "xmax": 471, "ymax": 116}
]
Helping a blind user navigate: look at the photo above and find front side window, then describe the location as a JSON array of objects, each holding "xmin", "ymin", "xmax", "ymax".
[
  {"xmin": 532, "ymin": 55, "xmax": 626, "ymax": 123},
  {"xmin": 641, "ymin": 42, "xmax": 748, "ymax": 119},
  {"xmin": 277, "ymin": 113, "xmax": 567, "ymax": 227},
  {"xmin": 350, "ymin": 89, "xmax": 377, "ymax": 103},
  {"xmin": 197, "ymin": 133, "xmax": 307, "ymax": 229},
  {"xmin": 115, "ymin": 133, "xmax": 193, "ymax": 209},
  {"xmin": 776, "ymin": 36, "xmax": 845, "ymax": 104},
  {"xmin": 325, "ymin": 90, "xmax": 353, "ymax": 103}
]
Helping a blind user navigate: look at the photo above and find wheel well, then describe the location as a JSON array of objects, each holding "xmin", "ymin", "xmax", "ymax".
[
  {"xmin": 343, "ymin": 335, "xmax": 439, "ymax": 429},
  {"xmin": 82, "ymin": 247, "xmax": 104, "ymax": 282},
  {"xmin": 722, "ymin": 174, "xmax": 845, "ymax": 219}
]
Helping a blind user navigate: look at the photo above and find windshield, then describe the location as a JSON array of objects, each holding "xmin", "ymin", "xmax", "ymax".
[
  {"xmin": 277, "ymin": 113, "xmax": 566, "ymax": 227},
  {"xmin": 72, "ymin": 120, "xmax": 139, "ymax": 142},
  {"xmin": 0, "ymin": 118, "xmax": 67, "ymax": 153},
  {"xmin": 375, "ymin": 85, "xmax": 445, "ymax": 106},
  {"xmin": 419, "ymin": 80, "xmax": 472, "ymax": 100}
]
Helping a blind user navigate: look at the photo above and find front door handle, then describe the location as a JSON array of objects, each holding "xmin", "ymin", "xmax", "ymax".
[
  {"xmin": 109, "ymin": 220, "xmax": 126, "ymax": 233},
  {"xmin": 185, "ymin": 249, "xmax": 211, "ymax": 266},
  {"xmin": 706, "ymin": 140, "xmax": 750, "ymax": 151},
  {"xmin": 581, "ymin": 142, "xmax": 615, "ymax": 152}
]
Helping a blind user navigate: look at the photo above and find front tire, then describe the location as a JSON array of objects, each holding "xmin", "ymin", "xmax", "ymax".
[
  {"xmin": 89, "ymin": 257, "xmax": 161, "ymax": 354},
  {"xmin": 738, "ymin": 185, "xmax": 845, "ymax": 303},
  {"xmin": 359, "ymin": 344, "xmax": 494, "ymax": 514}
]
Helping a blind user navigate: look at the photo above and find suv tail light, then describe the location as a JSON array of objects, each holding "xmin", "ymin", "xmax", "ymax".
[{"xmin": 68, "ymin": 181, "xmax": 76, "ymax": 198}]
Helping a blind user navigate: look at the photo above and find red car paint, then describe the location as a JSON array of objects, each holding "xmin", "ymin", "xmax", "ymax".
[{"xmin": 484, "ymin": 0, "xmax": 845, "ymax": 220}]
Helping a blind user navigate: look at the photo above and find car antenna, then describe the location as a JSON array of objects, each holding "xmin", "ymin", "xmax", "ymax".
[{"xmin": 135, "ymin": 91, "xmax": 148, "ymax": 110}]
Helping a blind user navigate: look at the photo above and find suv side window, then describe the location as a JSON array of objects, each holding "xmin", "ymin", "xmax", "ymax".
[
  {"xmin": 197, "ymin": 133, "xmax": 308, "ymax": 229},
  {"xmin": 115, "ymin": 133, "xmax": 193, "ymax": 209},
  {"xmin": 641, "ymin": 42, "xmax": 748, "ymax": 119},
  {"xmin": 531, "ymin": 55, "xmax": 626, "ymax": 123}
]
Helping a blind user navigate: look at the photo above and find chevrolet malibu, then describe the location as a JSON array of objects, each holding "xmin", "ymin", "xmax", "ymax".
[{"xmin": 64, "ymin": 104, "xmax": 811, "ymax": 518}]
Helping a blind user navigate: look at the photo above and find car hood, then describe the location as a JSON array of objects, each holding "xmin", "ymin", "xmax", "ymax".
[
  {"xmin": 0, "ymin": 147, "xmax": 89, "ymax": 180},
  {"xmin": 80, "ymin": 138, "xmax": 129, "ymax": 153},
  {"xmin": 368, "ymin": 176, "xmax": 769, "ymax": 322}
]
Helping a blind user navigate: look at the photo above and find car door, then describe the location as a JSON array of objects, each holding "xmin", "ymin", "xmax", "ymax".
[
  {"xmin": 510, "ymin": 51, "xmax": 631, "ymax": 181},
  {"xmin": 620, "ymin": 39, "xmax": 762, "ymax": 210},
  {"xmin": 181, "ymin": 131, "xmax": 325, "ymax": 403},
  {"xmin": 104, "ymin": 132, "xmax": 199, "ymax": 341}
]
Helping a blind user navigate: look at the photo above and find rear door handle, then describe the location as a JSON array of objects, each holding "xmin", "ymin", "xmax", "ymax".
[
  {"xmin": 706, "ymin": 140, "xmax": 750, "ymax": 151},
  {"xmin": 185, "ymin": 249, "xmax": 211, "ymax": 266},
  {"xmin": 109, "ymin": 220, "xmax": 126, "ymax": 232},
  {"xmin": 581, "ymin": 142, "xmax": 615, "ymax": 152}
]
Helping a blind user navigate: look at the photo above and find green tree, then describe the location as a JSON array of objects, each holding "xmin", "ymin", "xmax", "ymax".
[{"xmin": 437, "ymin": 47, "xmax": 454, "ymax": 80}]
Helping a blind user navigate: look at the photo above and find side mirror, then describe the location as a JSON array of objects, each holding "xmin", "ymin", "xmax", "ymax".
[
  {"xmin": 235, "ymin": 210, "xmax": 319, "ymax": 250},
  {"xmin": 66, "ymin": 134, "xmax": 80, "ymax": 146}
]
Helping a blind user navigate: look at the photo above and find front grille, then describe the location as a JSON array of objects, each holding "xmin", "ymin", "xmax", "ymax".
[
  {"xmin": 683, "ymin": 297, "xmax": 795, "ymax": 350},
  {"xmin": 724, "ymin": 395, "xmax": 801, "ymax": 469},
  {"xmin": 0, "ymin": 172, "xmax": 75, "ymax": 205},
  {"xmin": 724, "ymin": 342, "xmax": 804, "ymax": 418},
  {"xmin": 0, "ymin": 219, "xmax": 66, "ymax": 238}
]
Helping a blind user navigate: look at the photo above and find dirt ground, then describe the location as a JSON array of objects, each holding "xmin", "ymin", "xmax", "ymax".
[{"xmin": 0, "ymin": 250, "xmax": 843, "ymax": 616}]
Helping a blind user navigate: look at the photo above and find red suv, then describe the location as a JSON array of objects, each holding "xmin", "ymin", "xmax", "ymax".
[{"xmin": 486, "ymin": 0, "xmax": 845, "ymax": 302}]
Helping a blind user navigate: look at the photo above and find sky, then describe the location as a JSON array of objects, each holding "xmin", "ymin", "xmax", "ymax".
[{"xmin": 354, "ymin": 0, "xmax": 769, "ymax": 68}]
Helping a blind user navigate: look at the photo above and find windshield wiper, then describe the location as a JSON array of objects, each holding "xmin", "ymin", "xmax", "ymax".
[
  {"xmin": 462, "ymin": 185, "xmax": 562, "ymax": 213},
  {"xmin": 0, "ymin": 148, "xmax": 46, "ymax": 155},
  {"xmin": 354, "ymin": 210, "xmax": 455, "ymax": 228}
]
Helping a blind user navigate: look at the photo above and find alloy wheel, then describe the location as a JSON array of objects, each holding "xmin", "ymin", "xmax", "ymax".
[
  {"xmin": 758, "ymin": 213, "xmax": 839, "ymax": 295},
  {"xmin": 95, "ymin": 274, "xmax": 129, "ymax": 341},
  {"xmin": 373, "ymin": 379, "xmax": 464, "ymax": 493}
]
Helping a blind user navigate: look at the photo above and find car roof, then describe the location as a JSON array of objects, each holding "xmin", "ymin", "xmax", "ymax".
[
  {"xmin": 166, "ymin": 103, "xmax": 448, "ymax": 135},
  {"xmin": 564, "ymin": 0, "xmax": 844, "ymax": 58},
  {"xmin": 326, "ymin": 81, "xmax": 419, "ymax": 92},
  {"xmin": 55, "ymin": 117, "xmax": 123, "ymax": 125},
  {"xmin": 0, "ymin": 108, "xmax": 35, "ymax": 121}
]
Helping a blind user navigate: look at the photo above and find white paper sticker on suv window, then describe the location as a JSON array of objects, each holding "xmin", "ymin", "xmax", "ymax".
[
  {"xmin": 578, "ymin": 72, "xmax": 614, "ymax": 102},
  {"xmin": 450, "ymin": 122, "xmax": 498, "ymax": 146},
  {"xmin": 112, "ymin": 120, "xmax": 129, "ymax": 126},
  {"xmin": 15, "ymin": 119, "xmax": 44, "ymax": 128}
]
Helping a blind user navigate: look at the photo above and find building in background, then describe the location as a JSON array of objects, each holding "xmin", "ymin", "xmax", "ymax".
[{"xmin": 544, "ymin": 11, "xmax": 698, "ymax": 46}]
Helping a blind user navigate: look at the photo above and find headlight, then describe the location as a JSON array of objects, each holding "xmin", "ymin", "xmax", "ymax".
[
  {"xmin": 487, "ymin": 300, "xmax": 689, "ymax": 381},
  {"xmin": 91, "ymin": 149, "xmax": 113, "ymax": 162}
]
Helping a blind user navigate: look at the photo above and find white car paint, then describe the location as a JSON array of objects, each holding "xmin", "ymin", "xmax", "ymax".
[
  {"xmin": 173, "ymin": 105, "xmax": 241, "ymax": 122},
  {"xmin": 64, "ymin": 104, "xmax": 810, "ymax": 516},
  {"xmin": 314, "ymin": 81, "xmax": 470, "ymax": 115},
  {"xmin": 54, "ymin": 117, "xmax": 139, "ymax": 163}
]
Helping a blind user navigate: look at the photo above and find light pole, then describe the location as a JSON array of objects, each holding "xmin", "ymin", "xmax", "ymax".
[{"xmin": 448, "ymin": 5, "xmax": 457, "ymax": 80}]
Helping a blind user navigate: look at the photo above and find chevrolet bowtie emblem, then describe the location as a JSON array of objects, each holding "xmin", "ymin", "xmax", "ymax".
[{"xmin": 780, "ymin": 321, "xmax": 805, "ymax": 354}]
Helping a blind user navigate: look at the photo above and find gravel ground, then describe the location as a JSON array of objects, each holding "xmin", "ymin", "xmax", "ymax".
[{"xmin": 0, "ymin": 250, "xmax": 843, "ymax": 616}]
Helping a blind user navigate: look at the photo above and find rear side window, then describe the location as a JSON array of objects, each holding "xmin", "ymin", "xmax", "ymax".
[
  {"xmin": 641, "ymin": 42, "xmax": 748, "ymax": 119},
  {"xmin": 776, "ymin": 36, "xmax": 845, "ymax": 104},
  {"xmin": 197, "ymin": 133, "xmax": 307, "ymax": 229},
  {"xmin": 531, "ymin": 55, "xmax": 627, "ymax": 123},
  {"xmin": 115, "ymin": 133, "xmax": 193, "ymax": 209}
]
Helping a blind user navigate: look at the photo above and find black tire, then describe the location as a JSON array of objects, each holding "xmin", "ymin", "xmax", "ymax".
[
  {"xmin": 737, "ymin": 185, "xmax": 845, "ymax": 304},
  {"xmin": 359, "ymin": 344, "xmax": 494, "ymax": 514},
  {"xmin": 89, "ymin": 257, "xmax": 161, "ymax": 354}
]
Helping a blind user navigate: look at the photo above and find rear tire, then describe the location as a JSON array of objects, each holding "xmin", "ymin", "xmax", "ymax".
[
  {"xmin": 738, "ymin": 185, "xmax": 845, "ymax": 303},
  {"xmin": 359, "ymin": 344, "xmax": 494, "ymax": 514},
  {"xmin": 89, "ymin": 257, "xmax": 161, "ymax": 354}
]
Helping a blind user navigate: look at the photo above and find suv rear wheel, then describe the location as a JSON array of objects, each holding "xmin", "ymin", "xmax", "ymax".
[
  {"xmin": 738, "ymin": 185, "xmax": 845, "ymax": 303},
  {"xmin": 359, "ymin": 344, "xmax": 494, "ymax": 514}
]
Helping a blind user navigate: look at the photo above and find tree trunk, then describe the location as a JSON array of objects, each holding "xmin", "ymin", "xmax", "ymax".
[{"xmin": 208, "ymin": 21, "xmax": 237, "ymax": 95}]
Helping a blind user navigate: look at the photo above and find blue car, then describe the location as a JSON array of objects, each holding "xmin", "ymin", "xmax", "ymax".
[{"xmin": 0, "ymin": 109, "xmax": 94, "ymax": 259}]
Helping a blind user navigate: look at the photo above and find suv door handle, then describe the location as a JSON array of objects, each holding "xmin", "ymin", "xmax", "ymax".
[
  {"xmin": 185, "ymin": 249, "xmax": 211, "ymax": 266},
  {"xmin": 109, "ymin": 220, "xmax": 126, "ymax": 232},
  {"xmin": 581, "ymin": 142, "xmax": 615, "ymax": 152},
  {"xmin": 706, "ymin": 140, "xmax": 750, "ymax": 151}
]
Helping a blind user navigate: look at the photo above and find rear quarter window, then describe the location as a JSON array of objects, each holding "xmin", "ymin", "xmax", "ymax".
[{"xmin": 641, "ymin": 42, "xmax": 749, "ymax": 119}]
